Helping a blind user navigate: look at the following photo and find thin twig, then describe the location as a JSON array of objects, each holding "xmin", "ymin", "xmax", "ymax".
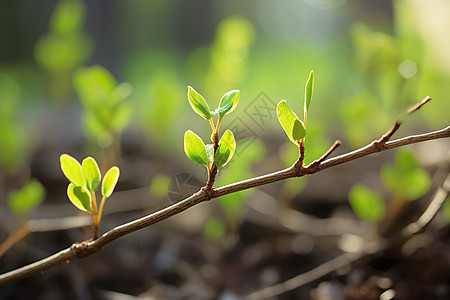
[
  {"xmin": 0, "ymin": 225, "xmax": 30, "ymax": 258},
  {"xmin": 408, "ymin": 96, "xmax": 431, "ymax": 114},
  {"xmin": 0, "ymin": 216, "xmax": 92, "ymax": 259},
  {"xmin": 374, "ymin": 96, "xmax": 431, "ymax": 149},
  {"xmin": 309, "ymin": 140, "xmax": 341, "ymax": 169},
  {"xmin": 0, "ymin": 125, "xmax": 449, "ymax": 286}
]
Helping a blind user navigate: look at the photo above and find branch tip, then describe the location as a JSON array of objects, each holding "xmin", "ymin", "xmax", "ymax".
[{"xmin": 408, "ymin": 96, "xmax": 431, "ymax": 114}]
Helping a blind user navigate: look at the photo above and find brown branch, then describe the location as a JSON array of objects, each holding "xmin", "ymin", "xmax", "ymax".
[
  {"xmin": 374, "ymin": 96, "xmax": 431, "ymax": 149},
  {"xmin": 0, "ymin": 125, "xmax": 449, "ymax": 286}
]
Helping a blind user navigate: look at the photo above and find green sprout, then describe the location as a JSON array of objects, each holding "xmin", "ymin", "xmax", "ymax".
[
  {"xmin": 277, "ymin": 70, "xmax": 314, "ymax": 165},
  {"xmin": 60, "ymin": 154, "xmax": 120, "ymax": 239},
  {"xmin": 184, "ymin": 86, "xmax": 239, "ymax": 190}
]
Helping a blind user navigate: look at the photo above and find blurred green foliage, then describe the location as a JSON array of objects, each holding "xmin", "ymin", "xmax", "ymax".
[
  {"xmin": 0, "ymin": 73, "xmax": 27, "ymax": 172},
  {"xmin": 348, "ymin": 149, "xmax": 431, "ymax": 224},
  {"xmin": 349, "ymin": 184, "xmax": 385, "ymax": 223},
  {"xmin": 204, "ymin": 217, "xmax": 227, "ymax": 241},
  {"xmin": 34, "ymin": 0, "xmax": 93, "ymax": 101},
  {"xmin": 73, "ymin": 65, "xmax": 132, "ymax": 150},
  {"xmin": 381, "ymin": 149, "xmax": 431, "ymax": 200},
  {"xmin": 444, "ymin": 198, "xmax": 450, "ymax": 222},
  {"xmin": 8, "ymin": 179, "xmax": 45, "ymax": 217}
]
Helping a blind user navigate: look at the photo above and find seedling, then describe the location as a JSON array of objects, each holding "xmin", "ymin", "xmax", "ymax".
[
  {"xmin": 277, "ymin": 70, "xmax": 314, "ymax": 167},
  {"xmin": 184, "ymin": 86, "xmax": 239, "ymax": 191},
  {"xmin": 60, "ymin": 154, "xmax": 120, "ymax": 239}
]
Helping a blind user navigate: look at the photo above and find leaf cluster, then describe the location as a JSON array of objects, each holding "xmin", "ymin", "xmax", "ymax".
[
  {"xmin": 184, "ymin": 87, "xmax": 239, "ymax": 173},
  {"xmin": 73, "ymin": 65, "xmax": 132, "ymax": 146},
  {"xmin": 60, "ymin": 154, "xmax": 119, "ymax": 213}
]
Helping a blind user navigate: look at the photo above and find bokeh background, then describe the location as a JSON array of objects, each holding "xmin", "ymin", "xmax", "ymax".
[{"xmin": 1, "ymin": 0, "xmax": 449, "ymax": 299}]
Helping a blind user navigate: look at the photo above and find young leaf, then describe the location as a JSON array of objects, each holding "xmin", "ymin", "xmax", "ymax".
[
  {"xmin": 187, "ymin": 86, "xmax": 212, "ymax": 120},
  {"xmin": 67, "ymin": 183, "xmax": 92, "ymax": 212},
  {"xmin": 349, "ymin": 184, "xmax": 385, "ymax": 223},
  {"xmin": 184, "ymin": 130, "xmax": 209, "ymax": 166},
  {"xmin": 292, "ymin": 119, "xmax": 306, "ymax": 141},
  {"xmin": 215, "ymin": 130, "xmax": 236, "ymax": 168},
  {"xmin": 81, "ymin": 157, "xmax": 101, "ymax": 192},
  {"xmin": 102, "ymin": 166, "xmax": 120, "ymax": 198},
  {"xmin": 277, "ymin": 100, "xmax": 305, "ymax": 144},
  {"xmin": 304, "ymin": 70, "xmax": 314, "ymax": 113},
  {"xmin": 216, "ymin": 90, "xmax": 240, "ymax": 119},
  {"xmin": 60, "ymin": 154, "xmax": 85, "ymax": 186},
  {"xmin": 8, "ymin": 179, "xmax": 45, "ymax": 216}
]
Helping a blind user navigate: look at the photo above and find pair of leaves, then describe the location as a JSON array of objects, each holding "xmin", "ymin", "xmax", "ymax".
[
  {"xmin": 60, "ymin": 154, "xmax": 120, "ymax": 212},
  {"xmin": 184, "ymin": 130, "xmax": 236, "ymax": 168},
  {"xmin": 277, "ymin": 70, "xmax": 314, "ymax": 144},
  {"xmin": 188, "ymin": 86, "xmax": 240, "ymax": 120}
]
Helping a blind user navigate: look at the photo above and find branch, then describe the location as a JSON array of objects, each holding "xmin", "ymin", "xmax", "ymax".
[{"xmin": 0, "ymin": 125, "xmax": 449, "ymax": 286}]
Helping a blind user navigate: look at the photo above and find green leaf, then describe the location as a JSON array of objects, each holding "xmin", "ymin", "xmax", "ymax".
[
  {"xmin": 50, "ymin": 0, "xmax": 86, "ymax": 36},
  {"xmin": 304, "ymin": 70, "xmax": 314, "ymax": 113},
  {"xmin": 216, "ymin": 90, "xmax": 240, "ymax": 118},
  {"xmin": 67, "ymin": 183, "xmax": 92, "ymax": 212},
  {"xmin": 292, "ymin": 119, "xmax": 306, "ymax": 141},
  {"xmin": 187, "ymin": 86, "xmax": 212, "ymax": 120},
  {"xmin": 402, "ymin": 169, "xmax": 431, "ymax": 199},
  {"xmin": 215, "ymin": 130, "xmax": 236, "ymax": 168},
  {"xmin": 277, "ymin": 100, "xmax": 305, "ymax": 144},
  {"xmin": 81, "ymin": 157, "xmax": 101, "ymax": 192},
  {"xmin": 101, "ymin": 166, "xmax": 120, "ymax": 198},
  {"xmin": 8, "ymin": 179, "xmax": 45, "ymax": 216},
  {"xmin": 184, "ymin": 130, "xmax": 209, "ymax": 165},
  {"xmin": 349, "ymin": 184, "xmax": 385, "ymax": 223},
  {"xmin": 396, "ymin": 149, "xmax": 421, "ymax": 174},
  {"xmin": 60, "ymin": 154, "xmax": 85, "ymax": 186},
  {"xmin": 381, "ymin": 150, "xmax": 431, "ymax": 200}
]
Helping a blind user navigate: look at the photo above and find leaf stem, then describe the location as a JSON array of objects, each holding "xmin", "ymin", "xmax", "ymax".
[
  {"xmin": 98, "ymin": 196, "xmax": 106, "ymax": 223},
  {"xmin": 90, "ymin": 192, "xmax": 99, "ymax": 239},
  {"xmin": 209, "ymin": 118, "xmax": 216, "ymax": 133}
]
